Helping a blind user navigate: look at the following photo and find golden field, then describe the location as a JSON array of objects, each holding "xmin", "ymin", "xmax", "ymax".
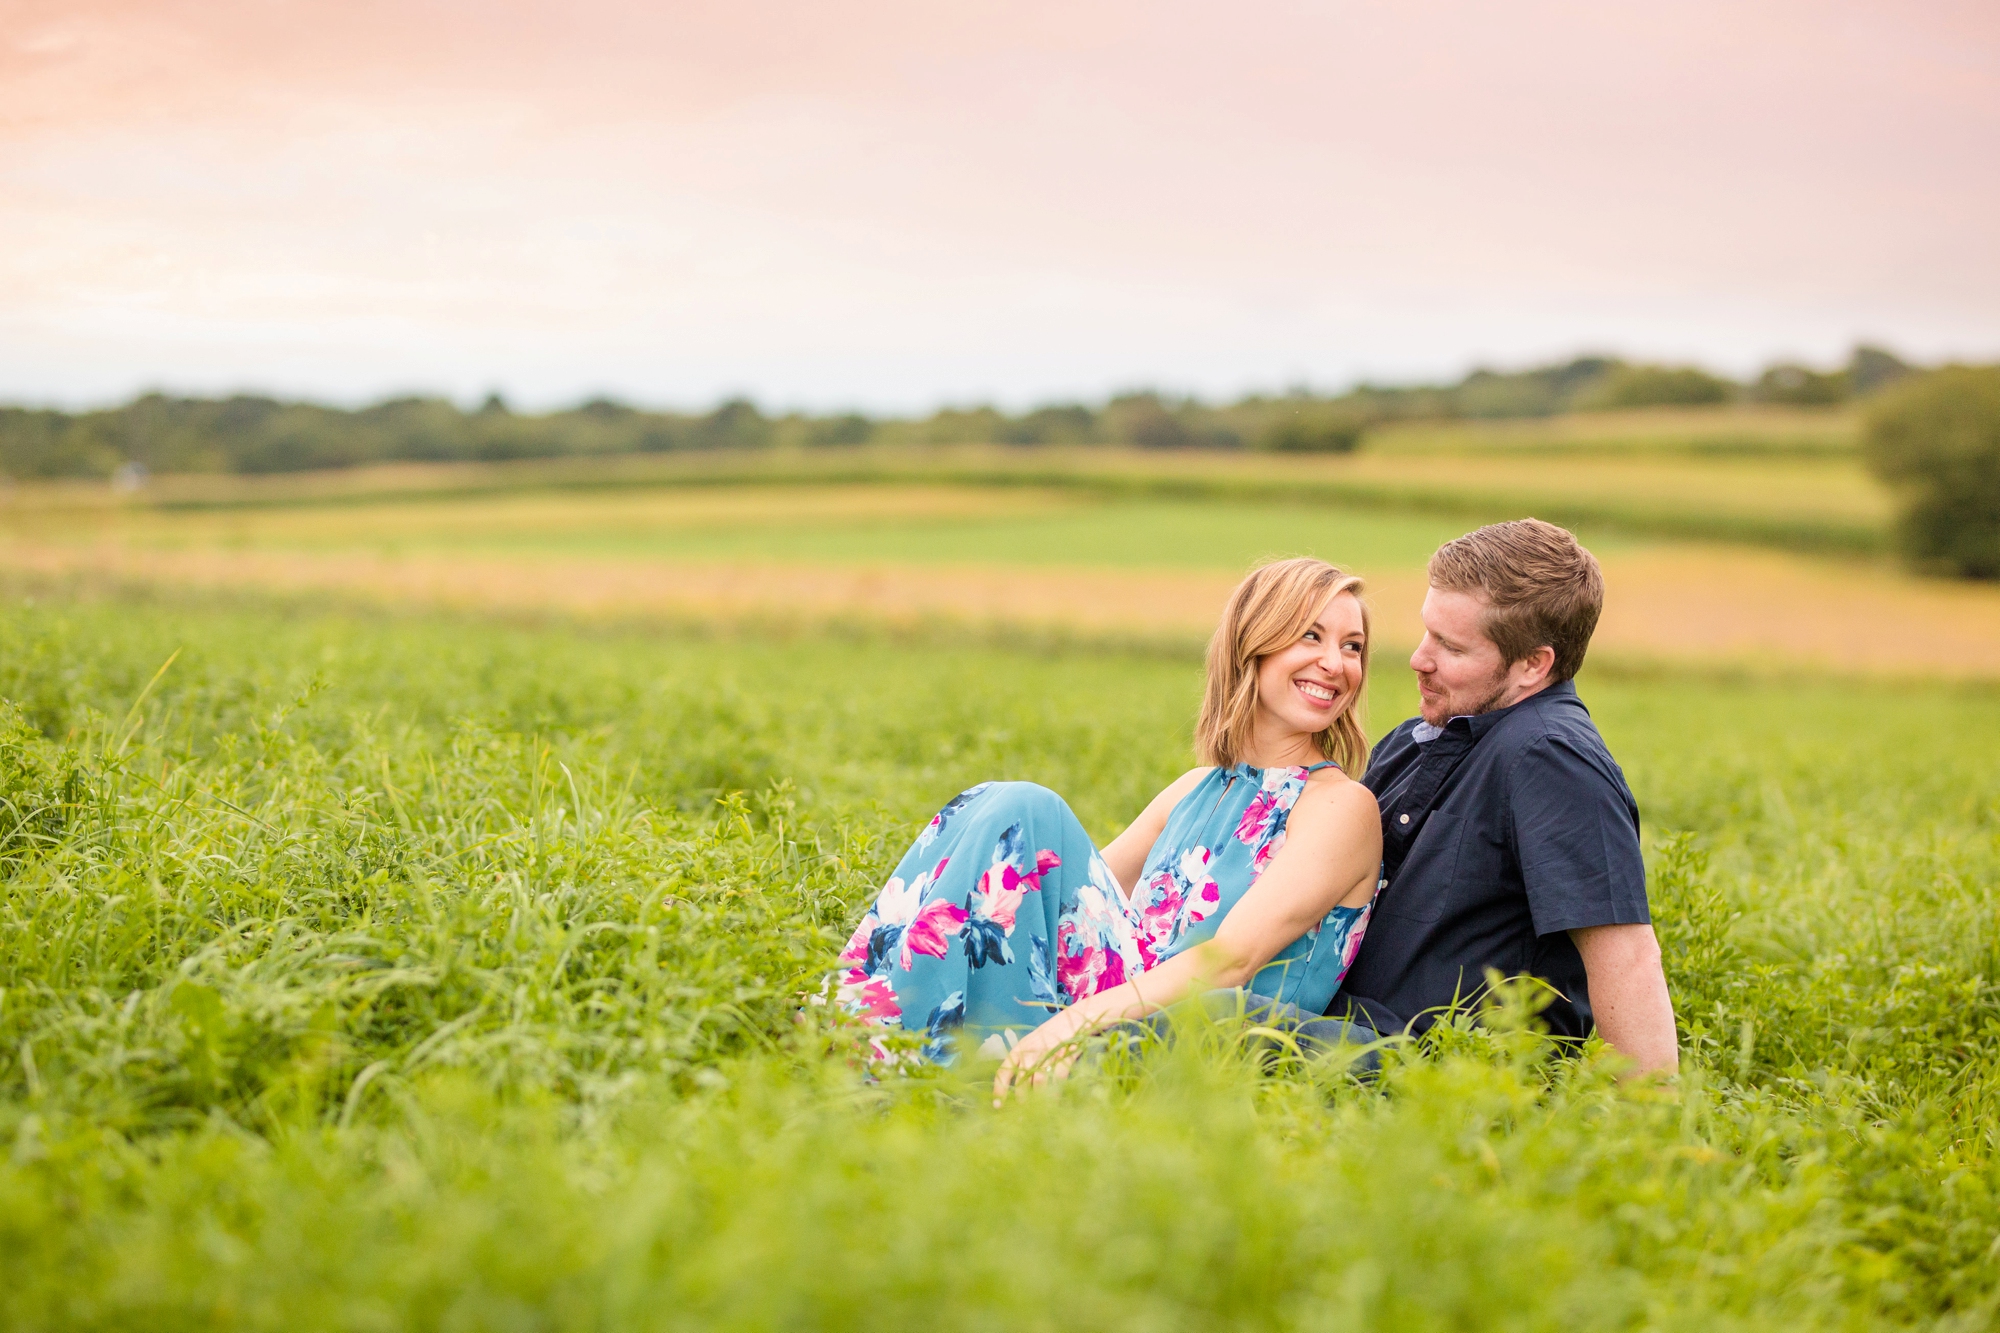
[{"xmin": 5, "ymin": 419, "xmax": 1997, "ymax": 677}]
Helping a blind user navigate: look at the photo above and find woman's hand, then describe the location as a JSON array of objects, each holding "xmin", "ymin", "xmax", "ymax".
[
  {"xmin": 991, "ymin": 1009, "xmax": 1090, "ymax": 1104},
  {"xmin": 989, "ymin": 966, "xmax": 1185, "ymax": 1104}
]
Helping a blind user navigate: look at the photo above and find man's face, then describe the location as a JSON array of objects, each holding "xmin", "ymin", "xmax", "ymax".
[{"xmin": 1408, "ymin": 586, "xmax": 1517, "ymax": 726}]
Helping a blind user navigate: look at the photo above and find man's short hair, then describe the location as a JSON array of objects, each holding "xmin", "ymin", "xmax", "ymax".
[{"xmin": 1428, "ymin": 519, "xmax": 1604, "ymax": 682}]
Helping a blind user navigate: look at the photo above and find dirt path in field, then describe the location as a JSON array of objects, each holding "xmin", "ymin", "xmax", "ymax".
[{"xmin": 8, "ymin": 538, "xmax": 2000, "ymax": 677}]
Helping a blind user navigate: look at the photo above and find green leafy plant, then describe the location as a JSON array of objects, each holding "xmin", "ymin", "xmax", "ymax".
[{"xmin": 0, "ymin": 701, "xmax": 90, "ymax": 871}]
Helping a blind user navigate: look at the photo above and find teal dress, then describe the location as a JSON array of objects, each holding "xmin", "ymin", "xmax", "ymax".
[{"xmin": 835, "ymin": 765, "xmax": 1375, "ymax": 1062}]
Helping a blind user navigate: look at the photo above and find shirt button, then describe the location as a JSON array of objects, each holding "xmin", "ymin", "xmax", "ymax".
[{"xmin": 1398, "ymin": 814, "xmax": 1410, "ymax": 824}]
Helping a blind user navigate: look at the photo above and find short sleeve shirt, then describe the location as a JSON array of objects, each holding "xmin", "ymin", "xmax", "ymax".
[{"xmin": 1336, "ymin": 681, "xmax": 1648, "ymax": 1039}]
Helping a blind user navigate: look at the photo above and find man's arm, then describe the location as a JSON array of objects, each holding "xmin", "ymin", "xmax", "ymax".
[
  {"xmin": 1569, "ymin": 923, "xmax": 1678, "ymax": 1076},
  {"xmin": 1507, "ymin": 733, "xmax": 1667, "ymax": 1072}
]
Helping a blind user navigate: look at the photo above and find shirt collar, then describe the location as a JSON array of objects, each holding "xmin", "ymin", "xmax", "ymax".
[{"xmin": 1409, "ymin": 679, "xmax": 1576, "ymax": 743}]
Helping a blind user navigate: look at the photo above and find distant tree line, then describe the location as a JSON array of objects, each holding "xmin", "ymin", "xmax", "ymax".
[{"xmin": 0, "ymin": 346, "xmax": 1922, "ymax": 483}]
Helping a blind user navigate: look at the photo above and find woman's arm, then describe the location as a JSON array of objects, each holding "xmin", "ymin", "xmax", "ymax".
[
  {"xmin": 1097, "ymin": 767, "xmax": 1211, "ymax": 896},
  {"xmin": 994, "ymin": 775, "xmax": 1382, "ymax": 1100}
]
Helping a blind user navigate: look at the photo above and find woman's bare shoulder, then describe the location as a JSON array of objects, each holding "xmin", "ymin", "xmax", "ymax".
[{"xmin": 1297, "ymin": 766, "xmax": 1379, "ymax": 820}]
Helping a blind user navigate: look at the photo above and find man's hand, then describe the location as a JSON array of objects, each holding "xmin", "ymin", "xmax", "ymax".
[{"xmin": 1568, "ymin": 923, "xmax": 1678, "ymax": 1077}]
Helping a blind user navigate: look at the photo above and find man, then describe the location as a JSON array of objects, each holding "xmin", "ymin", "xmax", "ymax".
[{"xmin": 1331, "ymin": 518, "xmax": 1678, "ymax": 1075}]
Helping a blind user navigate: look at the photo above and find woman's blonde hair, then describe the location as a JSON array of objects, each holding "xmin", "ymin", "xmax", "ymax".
[{"xmin": 1194, "ymin": 557, "xmax": 1370, "ymax": 774}]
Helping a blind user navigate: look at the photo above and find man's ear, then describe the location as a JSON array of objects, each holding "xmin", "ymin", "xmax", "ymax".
[{"xmin": 1518, "ymin": 645, "xmax": 1557, "ymax": 687}]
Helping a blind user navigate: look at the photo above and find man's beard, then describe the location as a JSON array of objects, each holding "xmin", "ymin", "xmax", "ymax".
[{"xmin": 1419, "ymin": 668, "xmax": 1513, "ymax": 726}]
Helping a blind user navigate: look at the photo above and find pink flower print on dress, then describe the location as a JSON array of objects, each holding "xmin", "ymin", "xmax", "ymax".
[
  {"xmin": 1178, "ymin": 847, "xmax": 1221, "ymax": 924},
  {"xmin": 961, "ymin": 824, "xmax": 1063, "ymax": 970},
  {"xmin": 900, "ymin": 899, "xmax": 970, "ymax": 969},
  {"xmin": 857, "ymin": 855, "xmax": 960, "ymax": 972},
  {"xmin": 1127, "ymin": 847, "xmax": 1218, "ymax": 967},
  {"xmin": 838, "ymin": 914, "xmax": 876, "ymax": 966},
  {"xmin": 1053, "ymin": 874, "xmax": 1145, "ymax": 1002},
  {"xmin": 1235, "ymin": 767, "xmax": 1300, "ymax": 840},
  {"xmin": 973, "ymin": 823, "xmax": 1061, "ymax": 932},
  {"xmin": 1056, "ymin": 924, "xmax": 1128, "ymax": 1001},
  {"xmin": 1132, "ymin": 868, "xmax": 1184, "ymax": 969},
  {"xmin": 1250, "ymin": 829, "xmax": 1284, "ymax": 880},
  {"xmin": 838, "ymin": 969, "xmax": 903, "ymax": 1023},
  {"xmin": 1234, "ymin": 788, "xmax": 1282, "ymax": 846},
  {"xmin": 870, "ymin": 863, "xmax": 935, "ymax": 932}
]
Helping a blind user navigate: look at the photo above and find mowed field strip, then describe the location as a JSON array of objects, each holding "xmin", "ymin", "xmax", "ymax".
[{"xmin": 9, "ymin": 480, "xmax": 2000, "ymax": 675}]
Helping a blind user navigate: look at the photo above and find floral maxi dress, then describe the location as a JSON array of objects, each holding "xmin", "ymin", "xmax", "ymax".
[{"xmin": 835, "ymin": 765, "xmax": 1374, "ymax": 1062}]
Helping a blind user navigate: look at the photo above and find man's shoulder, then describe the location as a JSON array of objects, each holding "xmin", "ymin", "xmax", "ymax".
[
  {"xmin": 1495, "ymin": 686, "xmax": 1637, "ymax": 802},
  {"xmin": 1493, "ymin": 683, "xmax": 1608, "ymax": 751}
]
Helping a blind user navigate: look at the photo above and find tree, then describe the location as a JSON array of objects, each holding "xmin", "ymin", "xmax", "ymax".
[
  {"xmin": 1752, "ymin": 364, "xmax": 1848, "ymax": 406},
  {"xmin": 1848, "ymin": 345, "xmax": 1914, "ymax": 396},
  {"xmin": 1580, "ymin": 365, "xmax": 1735, "ymax": 409},
  {"xmin": 1863, "ymin": 366, "xmax": 2000, "ymax": 578},
  {"xmin": 807, "ymin": 413, "xmax": 874, "ymax": 447},
  {"xmin": 1102, "ymin": 393, "xmax": 1194, "ymax": 449},
  {"xmin": 999, "ymin": 404, "xmax": 1095, "ymax": 445},
  {"xmin": 1256, "ymin": 403, "xmax": 1368, "ymax": 453},
  {"xmin": 694, "ymin": 398, "xmax": 772, "ymax": 450},
  {"xmin": 1454, "ymin": 357, "xmax": 1618, "ymax": 417}
]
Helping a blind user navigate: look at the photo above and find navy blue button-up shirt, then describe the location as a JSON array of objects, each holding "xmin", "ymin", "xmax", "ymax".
[{"xmin": 1336, "ymin": 680, "xmax": 1648, "ymax": 1039}]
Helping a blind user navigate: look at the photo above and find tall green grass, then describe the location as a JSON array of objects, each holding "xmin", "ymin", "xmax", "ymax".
[{"xmin": 3, "ymin": 592, "xmax": 1999, "ymax": 1328}]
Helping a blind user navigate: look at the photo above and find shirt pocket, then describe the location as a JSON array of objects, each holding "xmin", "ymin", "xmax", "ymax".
[
  {"xmin": 1378, "ymin": 811, "xmax": 1461, "ymax": 924},
  {"xmin": 1446, "ymin": 814, "xmax": 1511, "ymax": 907}
]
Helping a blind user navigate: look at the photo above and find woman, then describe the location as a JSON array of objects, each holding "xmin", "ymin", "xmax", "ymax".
[{"xmin": 834, "ymin": 557, "xmax": 1384, "ymax": 1095}]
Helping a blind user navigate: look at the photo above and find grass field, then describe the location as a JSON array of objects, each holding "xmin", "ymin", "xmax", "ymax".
[
  {"xmin": 6, "ymin": 422, "xmax": 2000, "ymax": 1327},
  {"xmin": 4, "ymin": 587, "xmax": 2000, "ymax": 1328}
]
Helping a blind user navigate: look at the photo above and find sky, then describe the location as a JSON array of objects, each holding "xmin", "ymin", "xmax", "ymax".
[{"xmin": 3, "ymin": 0, "xmax": 1997, "ymax": 412}]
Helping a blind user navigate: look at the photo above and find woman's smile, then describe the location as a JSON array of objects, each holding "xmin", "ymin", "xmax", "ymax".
[{"xmin": 1294, "ymin": 678, "xmax": 1338, "ymax": 708}]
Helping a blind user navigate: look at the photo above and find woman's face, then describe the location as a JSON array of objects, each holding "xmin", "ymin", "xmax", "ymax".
[{"xmin": 1253, "ymin": 590, "xmax": 1366, "ymax": 739}]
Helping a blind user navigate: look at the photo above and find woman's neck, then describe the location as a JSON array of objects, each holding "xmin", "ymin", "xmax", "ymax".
[{"xmin": 1239, "ymin": 721, "xmax": 1320, "ymax": 770}]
